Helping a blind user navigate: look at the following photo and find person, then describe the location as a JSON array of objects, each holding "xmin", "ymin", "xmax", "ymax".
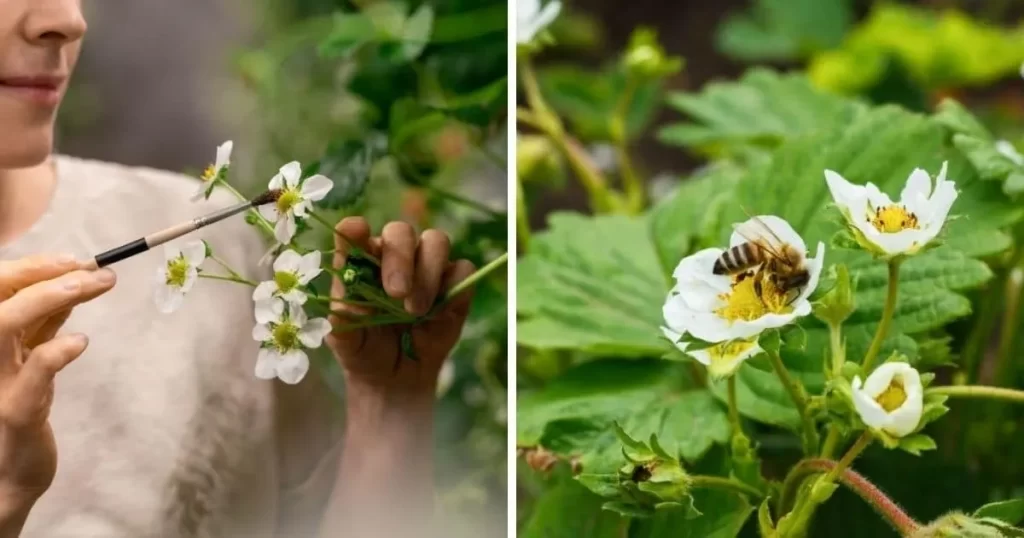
[{"xmin": 0, "ymin": 1, "xmax": 476, "ymax": 537}]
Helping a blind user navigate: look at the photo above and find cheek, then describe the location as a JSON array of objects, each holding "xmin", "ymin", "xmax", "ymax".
[{"xmin": 0, "ymin": 97, "xmax": 55, "ymax": 168}]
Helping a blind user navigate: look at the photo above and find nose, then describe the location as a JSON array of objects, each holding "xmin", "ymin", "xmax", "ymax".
[{"xmin": 21, "ymin": 0, "xmax": 87, "ymax": 46}]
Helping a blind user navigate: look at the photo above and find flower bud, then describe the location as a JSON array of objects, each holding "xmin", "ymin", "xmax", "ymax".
[
  {"xmin": 516, "ymin": 135, "xmax": 564, "ymax": 185},
  {"xmin": 911, "ymin": 512, "xmax": 1023, "ymax": 537},
  {"xmin": 622, "ymin": 28, "xmax": 683, "ymax": 81},
  {"xmin": 813, "ymin": 264, "xmax": 856, "ymax": 326}
]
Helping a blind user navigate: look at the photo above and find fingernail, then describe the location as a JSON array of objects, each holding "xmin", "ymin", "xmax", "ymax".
[
  {"xmin": 69, "ymin": 333, "xmax": 89, "ymax": 348},
  {"xmin": 61, "ymin": 278, "xmax": 81, "ymax": 292},
  {"xmin": 388, "ymin": 273, "xmax": 409, "ymax": 296},
  {"xmin": 94, "ymin": 269, "xmax": 116, "ymax": 284}
]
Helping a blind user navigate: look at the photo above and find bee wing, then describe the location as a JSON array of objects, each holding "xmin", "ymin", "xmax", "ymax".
[{"xmin": 731, "ymin": 218, "xmax": 787, "ymax": 261}]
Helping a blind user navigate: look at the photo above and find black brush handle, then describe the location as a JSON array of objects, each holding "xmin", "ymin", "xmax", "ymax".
[{"xmin": 94, "ymin": 238, "xmax": 149, "ymax": 268}]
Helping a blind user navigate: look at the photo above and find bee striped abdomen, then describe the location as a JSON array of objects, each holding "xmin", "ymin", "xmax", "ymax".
[{"xmin": 713, "ymin": 242, "xmax": 763, "ymax": 275}]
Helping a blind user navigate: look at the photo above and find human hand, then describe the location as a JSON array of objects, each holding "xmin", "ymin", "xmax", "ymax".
[
  {"xmin": 324, "ymin": 217, "xmax": 475, "ymax": 398},
  {"xmin": 0, "ymin": 256, "xmax": 116, "ymax": 505}
]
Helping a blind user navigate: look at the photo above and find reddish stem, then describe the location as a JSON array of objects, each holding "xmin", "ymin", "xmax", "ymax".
[{"xmin": 801, "ymin": 459, "xmax": 921, "ymax": 536}]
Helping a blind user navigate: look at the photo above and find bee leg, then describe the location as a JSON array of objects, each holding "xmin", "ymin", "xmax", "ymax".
[{"xmin": 753, "ymin": 276, "xmax": 763, "ymax": 298}]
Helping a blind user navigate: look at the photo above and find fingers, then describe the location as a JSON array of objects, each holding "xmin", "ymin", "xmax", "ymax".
[
  {"xmin": 0, "ymin": 254, "xmax": 83, "ymax": 301},
  {"xmin": 331, "ymin": 217, "xmax": 375, "ymax": 315},
  {"xmin": 439, "ymin": 260, "xmax": 477, "ymax": 320},
  {"xmin": 406, "ymin": 230, "xmax": 451, "ymax": 316},
  {"xmin": 381, "ymin": 222, "xmax": 417, "ymax": 299},
  {"xmin": 0, "ymin": 269, "xmax": 116, "ymax": 337},
  {"xmin": 2, "ymin": 333, "xmax": 88, "ymax": 428}
]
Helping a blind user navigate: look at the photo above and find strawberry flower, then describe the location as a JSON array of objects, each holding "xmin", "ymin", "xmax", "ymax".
[
  {"xmin": 153, "ymin": 240, "xmax": 207, "ymax": 314},
  {"xmin": 258, "ymin": 161, "xmax": 333, "ymax": 244},
  {"xmin": 851, "ymin": 362, "xmax": 923, "ymax": 438},
  {"xmin": 251, "ymin": 302, "xmax": 332, "ymax": 384},
  {"xmin": 192, "ymin": 141, "xmax": 233, "ymax": 202},
  {"xmin": 252, "ymin": 250, "xmax": 322, "ymax": 322}
]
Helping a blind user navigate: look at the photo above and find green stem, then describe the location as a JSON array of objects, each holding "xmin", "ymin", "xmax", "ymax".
[
  {"xmin": 305, "ymin": 293, "xmax": 376, "ymax": 308},
  {"xmin": 827, "ymin": 322, "xmax": 844, "ymax": 379},
  {"xmin": 516, "ymin": 176, "xmax": 531, "ymax": 252},
  {"xmin": 426, "ymin": 184, "xmax": 502, "ymax": 219},
  {"xmin": 434, "ymin": 252, "xmax": 508, "ymax": 310},
  {"xmin": 209, "ymin": 254, "xmax": 243, "ymax": 279},
  {"xmin": 690, "ymin": 475, "xmax": 762, "ymax": 500},
  {"xmin": 928, "ymin": 385, "xmax": 1024, "ymax": 404},
  {"xmin": 611, "ymin": 80, "xmax": 644, "ymax": 213},
  {"xmin": 819, "ymin": 427, "xmax": 842, "ymax": 460},
  {"xmin": 963, "ymin": 270, "xmax": 1005, "ymax": 383},
  {"xmin": 766, "ymin": 348, "xmax": 818, "ymax": 454},
  {"xmin": 727, "ymin": 375, "xmax": 741, "ymax": 438},
  {"xmin": 993, "ymin": 268, "xmax": 1023, "ymax": 385},
  {"xmin": 198, "ymin": 273, "xmax": 257, "ymax": 287},
  {"xmin": 307, "ymin": 211, "xmax": 381, "ymax": 266},
  {"xmin": 861, "ymin": 260, "xmax": 901, "ymax": 373}
]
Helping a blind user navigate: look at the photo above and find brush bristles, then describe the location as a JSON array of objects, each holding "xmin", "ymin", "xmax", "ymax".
[{"xmin": 251, "ymin": 189, "xmax": 282, "ymax": 207}]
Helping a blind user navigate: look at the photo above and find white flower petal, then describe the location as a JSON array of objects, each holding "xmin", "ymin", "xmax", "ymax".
[
  {"xmin": 254, "ymin": 298, "xmax": 284, "ymax": 324},
  {"xmin": 215, "ymin": 140, "xmax": 233, "ymax": 169},
  {"xmin": 154, "ymin": 285, "xmax": 184, "ymax": 314},
  {"xmin": 671, "ymin": 248, "xmax": 730, "ymax": 293},
  {"xmin": 163, "ymin": 243, "xmax": 182, "ymax": 263},
  {"xmin": 181, "ymin": 241, "xmax": 207, "ymax": 267},
  {"xmin": 252, "ymin": 281, "xmax": 278, "ymax": 302},
  {"xmin": 179, "ymin": 267, "xmax": 199, "ymax": 294},
  {"xmin": 300, "ymin": 175, "xmax": 333, "ymax": 202},
  {"xmin": 863, "ymin": 182, "xmax": 894, "ymax": 209},
  {"xmin": 280, "ymin": 161, "xmax": 302, "ymax": 187},
  {"xmin": 531, "ymin": 1, "xmax": 561, "ymax": 35},
  {"xmin": 252, "ymin": 323, "xmax": 272, "ymax": 342},
  {"xmin": 292, "ymin": 200, "xmax": 309, "ymax": 218},
  {"xmin": 794, "ymin": 242, "xmax": 826, "ymax": 305},
  {"xmin": 299, "ymin": 318, "xmax": 333, "ymax": 349},
  {"xmin": 899, "ymin": 168, "xmax": 932, "ymax": 205},
  {"xmin": 273, "ymin": 250, "xmax": 302, "ymax": 274},
  {"xmin": 274, "ymin": 214, "xmax": 297, "ymax": 244},
  {"xmin": 851, "ymin": 378, "xmax": 890, "ymax": 429},
  {"xmin": 276, "ymin": 350, "xmax": 309, "ymax": 384},
  {"xmin": 190, "ymin": 182, "xmax": 208, "ymax": 202},
  {"xmin": 288, "ymin": 301, "xmax": 308, "ymax": 326},
  {"xmin": 281, "ymin": 289, "xmax": 307, "ymax": 305},
  {"xmin": 824, "ymin": 170, "xmax": 865, "ymax": 211},
  {"xmin": 254, "ymin": 348, "xmax": 279, "ymax": 380},
  {"xmin": 852, "ymin": 362, "xmax": 924, "ymax": 437},
  {"xmin": 259, "ymin": 203, "xmax": 280, "ymax": 223},
  {"xmin": 298, "ymin": 251, "xmax": 323, "ymax": 283}
]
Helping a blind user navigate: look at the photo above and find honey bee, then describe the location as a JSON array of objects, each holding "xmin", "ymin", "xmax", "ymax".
[{"xmin": 712, "ymin": 215, "xmax": 810, "ymax": 304}]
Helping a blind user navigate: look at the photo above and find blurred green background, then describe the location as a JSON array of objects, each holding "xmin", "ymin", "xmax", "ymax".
[{"xmin": 58, "ymin": 1, "xmax": 508, "ymax": 536}]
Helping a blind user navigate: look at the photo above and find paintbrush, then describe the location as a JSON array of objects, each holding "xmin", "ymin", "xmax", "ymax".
[{"xmin": 84, "ymin": 189, "xmax": 282, "ymax": 270}]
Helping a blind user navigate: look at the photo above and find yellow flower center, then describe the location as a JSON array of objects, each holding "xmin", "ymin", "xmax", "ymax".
[
  {"xmin": 274, "ymin": 271, "xmax": 300, "ymax": 293},
  {"xmin": 165, "ymin": 257, "xmax": 190, "ymax": 288},
  {"xmin": 200, "ymin": 164, "xmax": 218, "ymax": 183},
  {"xmin": 875, "ymin": 376, "xmax": 907, "ymax": 413},
  {"xmin": 271, "ymin": 322, "xmax": 300, "ymax": 352},
  {"xmin": 715, "ymin": 273, "xmax": 793, "ymax": 322},
  {"xmin": 276, "ymin": 188, "xmax": 302, "ymax": 214},
  {"xmin": 870, "ymin": 205, "xmax": 919, "ymax": 234}
]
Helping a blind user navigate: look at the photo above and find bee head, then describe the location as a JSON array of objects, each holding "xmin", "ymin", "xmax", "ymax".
[{"xmin": 773, "ymin": 271, "xmax": 810, "ymax": 292}]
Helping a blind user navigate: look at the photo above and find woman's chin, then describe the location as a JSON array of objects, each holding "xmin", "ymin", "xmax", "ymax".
[{"xmin": 0, "ymin": 128, "xmax": 52, "ymax": 169}]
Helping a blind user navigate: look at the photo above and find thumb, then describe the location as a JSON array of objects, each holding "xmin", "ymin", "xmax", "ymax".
[{"xmin": 3, "ymin": 334, "xmax": 88, "ymax": 428}]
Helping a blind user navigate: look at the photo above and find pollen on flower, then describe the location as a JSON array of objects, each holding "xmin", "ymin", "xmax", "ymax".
[
  {"xmin": 200, "ymin": 164, "xmax": 218, "ymax": 183},
  {"xmin": 706, "ymin": 340, "xmax": 757, "ymax": 362},
  {"xmin": 165, "ymin": 257, "xmax": 190, "ymax": 288},
  {"xmin": 875, "ymin": 375, "xmax": 907, "ymax": 412},
  {"xmin": 870, "ymin": 205, "xmax": 919, "ymax": 234},
  {"xmin": 274, "ymin": 271, "xmax": 300, "ymax": 293},
  {"xmin": 276, "ymin": 189, "xmax": 302, "ymax": 214},
  {"xmin": 714, "ymin": 272, "xmax": 792, "ymax": 322},
  {"xmin": 270, "ymin": 322, "xmax": 300, "ymax": 352}
]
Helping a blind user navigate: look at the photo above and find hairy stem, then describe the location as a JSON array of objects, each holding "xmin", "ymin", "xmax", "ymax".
[
  {"xmin": 690, "ymin": 475, "xmax": 763, "ymax": 499},
  {"xmin": 434, "ymin": 252, "xmax": 508, "ymax": 310},
  {"xmin": 766, "ymin": 348, "xmax": 818, "ymax": 454},
  {"xmin": 928, "ymin": 385, "xmax": 1024, "ymax": 404},
  {"xmin": 862, "ymin": 260, "xmax": 901, "ymax": 373},
  {"xmin": 611, "ymin": 79, "xmax": 644, "ymax": 213},
  {"xmin": 791, "ymin": 459, "xmax": 921, "ymax": 536},
  {"xmin": 819, "ymin": 427, "xmax": 842, "ymax": 460}
]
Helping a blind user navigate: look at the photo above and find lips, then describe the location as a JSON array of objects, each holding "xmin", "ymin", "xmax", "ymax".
[{"xmin": 0, "ymin": 75, "xmax": 66, "ymax": 107}]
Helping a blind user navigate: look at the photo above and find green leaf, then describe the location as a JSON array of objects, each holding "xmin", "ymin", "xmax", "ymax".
[
  {"xmin": 521, "ymin": 479, "xmax": 625, "ymax": 538},
  {"xmin": 401, "ymin": 5, "xmax": 433, "ymax": 61},
  {"xmin": 715, "ymin": 0, "xmax": 852, "ymax": 62},
  {"xmin": 517, "ymin": 213, "xmax": 668, "ymax": 356},
  {"xmin": 424, "ymin": 77, "xmax": 507, "ymax": 126},
  {"xmin": 518, "ymin": 360, "xmax": 730, "ymax": 475},
  {"xmin": 897, "ymin": 433, "xmax": 937, "ymax": 456},
  {"xmin": 974, "ymin": 499, "xmax": 1024, "ymax": 525},
  {"xmin": 649, "ymin": 162, "xmax": 745, "ymax": 274},
  {"xmin": 630, "ymin": 490, "xmax": 754, "ymax": 538},
  {"xmin": 536, "ymin": 63, "xmax": 663, "ymax": 142},
  {"xmin": 315, "ymin": 135, "xmax": 386, "ymax": 210},
  {"xmin": 658, "ymin": 69, "xmax": 862, "ymax": 157}
]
